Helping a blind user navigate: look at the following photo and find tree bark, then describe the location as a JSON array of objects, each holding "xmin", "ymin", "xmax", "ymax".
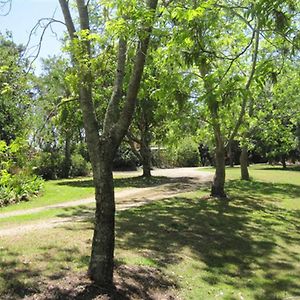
[
  {"xmin": 88, "ymin": 145, "xmax": 115, "ymax": 286},
  {"xmin": 240, "ymin": 146, "xmax": 250, "ymax": 180},
  {"xmin": 140, "ymin": 129, "xmax": 152, "ymax": 177},
  {"xmin": 211, "ymin": 122, "xmax": 226, "ymax": 198},
  {"xmin": 62, "ymin": 133, "xmax": 71, "ymax": 178},
  {"xmin": 228, "ymin": 140, "xmax": 234, "ymax": 167}
]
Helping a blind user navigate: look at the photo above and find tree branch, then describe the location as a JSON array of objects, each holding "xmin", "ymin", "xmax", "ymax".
[
  {"xmin": 103, "ymin": 38, "xmax": 127, "ymax": 134},
  {"xmin": 0, "ymin": 0, "xmax": 11, "ymax": 16},
  {"xmin": 112, "ymin": 0, "xmax": 159, "ymax": 143},
  {"xmin": 227, "ymin": 22, "xmax": 260, "ymax": 146},
  {"xmin": 23, "ymin": 17, "xmax": 66, "ymax": 73},
  {"xmin": 58, "ymin": 0, "xmax": 76, "ymax": 39}
]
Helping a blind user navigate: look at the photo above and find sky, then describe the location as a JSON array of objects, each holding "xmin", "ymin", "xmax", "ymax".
[{"xmin": 1, "ymin": 0, "xmax": 66, "ymax": 73}]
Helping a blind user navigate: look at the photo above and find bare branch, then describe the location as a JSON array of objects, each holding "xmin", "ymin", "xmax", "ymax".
[
  {"xmin": 0, "ymin": 0, "xmax": 11, "ymax": 16},
  {"xmin": 23, "ymin": 18, "xmax": 66, "ymax": 73}
]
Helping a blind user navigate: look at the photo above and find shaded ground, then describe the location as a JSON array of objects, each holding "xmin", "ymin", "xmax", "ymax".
[{"xmin": 20, "ymin": 266, "xmax": 178, "ymax": 300}]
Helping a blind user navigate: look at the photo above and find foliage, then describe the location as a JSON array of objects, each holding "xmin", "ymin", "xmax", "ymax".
[
  {"xmin": 175, "ymin": 137, "xmax": 200, "ymax": 167},
  {"xmin": 0, "ymin": 33, "xmax": 31, "ymax": 144},
  {"xmin": 113, "ymin": 144, "xmax": 139, "ymax": 171},
  {"xmin": 32, "ymin": 151, "xmax": 64, "ymax": 180},
  {"xmin": 70, "ymin": 153, "xmax": 92, "ymax": 177},
  {"xmin": 0, "ymin": 139, "xmax": 43, "ymax": 206}
]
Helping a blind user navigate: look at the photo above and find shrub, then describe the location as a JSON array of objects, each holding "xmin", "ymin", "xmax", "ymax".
[
  {"xmin": 113, "ymin": 144, "xmax": 139, "ymax": 170},
  {"xmin": 0, "ymin": 139, "xmax": 44, "ymax": 207},
  {"xmin": 152, "ymin": 147, "xmax": 177, "ymax": 168},
  {"xmin": 176, "ymin": 137, "xmax": 200, "ymax": 167},
  {"xmin": 70, "ymin": 153, "xmax": 92, "ymax": 177},
  {"xmin": 0, "ymin": 173, "xmax": 44, "ymax": 207},
  {"xmin": 32, "ymin": 151, "xmax": 64, "ymax": 180}
]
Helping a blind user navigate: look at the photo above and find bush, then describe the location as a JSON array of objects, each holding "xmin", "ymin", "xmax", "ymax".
[
  {"xmin": 70, "ymin": 153, "xmax": 91, "ymax": 177},
  {"xmin": 0, "ymin": 170, "xmax": 44, "ymax": 207},
  {"xmin": 0, "ymin": 139, "xmax": 44, "ymax": 207},
  {"xmin": 176, "ymin": 137, "xmax": 200, "ymax": 167},
  {"xmin": 113, "ymin": 144, "xmax": 139, "ymax": 170},
  {"xmin": 32, "ymin": 151, "xmax": 64, "ymax": 180},
  {"xmin": 152, "ymin": 148, "xmax": 177, "ymax": 168}
]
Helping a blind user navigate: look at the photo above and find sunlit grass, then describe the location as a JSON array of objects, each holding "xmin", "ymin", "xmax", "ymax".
[
  {"xmin": 201, "ymin": 164, "xmax": 300, "ymax": 210},
  {"xmin": 0, "ymin": 174, "xmax": 170, "ymax": 214}
]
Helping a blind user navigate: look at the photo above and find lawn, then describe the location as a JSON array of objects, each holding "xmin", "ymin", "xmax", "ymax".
[
  {"xmin": 0, "ymin": 172, "xmax": 169, "ymax": 214},
  {"xmin": 0, "ymin": 165, "xmax": 300, "ymax": 299}
]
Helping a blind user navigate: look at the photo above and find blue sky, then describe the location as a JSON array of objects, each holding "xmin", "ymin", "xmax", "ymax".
[{"xmin": 1, "ymin": 0, "xmax": 66, "ymax": 73}]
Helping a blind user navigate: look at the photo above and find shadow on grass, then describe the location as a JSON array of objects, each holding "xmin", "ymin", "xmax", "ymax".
[
  {"xmin": 259, "ymin": 165, "xmax": 300, "ymax": 172},
  {"xmin": 56, "ymin": 175, "xmax": 197, "ymax": 189},
  {"xmin": 227, "ymin": 179, "xmax": 300, "ymax": 200},
  {"xmin": 59, "ymin": 179, "xmax": 300, "ymax": 299},
  {"xmin": 2, "ymin": 179, "xmax": 300, "ymax": 299},
  {"xmin": 0, "ymin": 239, "xmax": 178, "ymax": 299},
  {"xmin": 0, "ymin": 248, "xmax": 43, "ymax": 299}
]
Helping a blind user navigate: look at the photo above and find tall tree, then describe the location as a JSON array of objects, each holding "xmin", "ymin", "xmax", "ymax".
[
  {"xmin": 0, "ymin": 33, "xmax": 31, "ymax": 144},
  {"xmin": 58, "ymin": 0, "xmax": 158, "ymax": 287}
]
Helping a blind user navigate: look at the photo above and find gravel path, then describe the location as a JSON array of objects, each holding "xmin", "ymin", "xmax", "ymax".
[{"xmin": 0, "ymin": 168, "xmax": 212, "ymax": 236}]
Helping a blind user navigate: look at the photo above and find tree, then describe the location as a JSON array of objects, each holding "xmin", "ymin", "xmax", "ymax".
[
  {"xmin": 58, "ymin": 0, "xmax": 158, "ymax": 287},
  {"xmin": 237, "ymin": 0, "xmax": 300, "ymax": 179},
  {"xmin": 0, "ymin": 33, "xmax": 31, "ymax": 144},
  {"xmin": 31, "ymin": 56, "xmax": 86, "ymax": 179},
  {"xmin": 160, "ymin": 0, "xmax": 299, "ymax": 196}
]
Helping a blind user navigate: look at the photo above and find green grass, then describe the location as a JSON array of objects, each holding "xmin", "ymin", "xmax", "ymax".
[
  {"xmin": 0, "ymin": 174, "xmax": 172, "ymax": 214},
  {"xmin": 0, "ymin": 203, "xmax": 95, "ymax": 227},
  {"xmin": 201, "ymin": 164, "xmax": 300, "ymax": 210},
  {"xmin": 0, "ymin": 176, "xmax": 95, "ymax": 213},
  {"xmin": 1, "ymin": 165, "xmax": 300, "ymax": 299},
  {"xmin": 201, "ymin": 163, "xmax": 300, "ymax": 185}
]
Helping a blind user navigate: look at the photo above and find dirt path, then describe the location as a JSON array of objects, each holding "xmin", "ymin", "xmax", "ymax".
[{"xmin": 0, "ymin": 168, "xmax": 212, "ymax": 237}]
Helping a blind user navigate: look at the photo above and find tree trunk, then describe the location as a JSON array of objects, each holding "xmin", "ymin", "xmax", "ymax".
[
  {"xmin": 140, "ymin": 129, "xmax": 152, "ymax": 177},
  {"xmin": 211, "ymin": 123, "xmax": 226, "ymax": 198},
  {"xmin": 62, "ymin": 133, "xmax": 71, "ymax": 178},
  {"xmin": 281, "ymin": 155, "xmax": 287, "ymax": 169},
  {"xmin": 228, "ymin": 140, "xmax": 234, "ymax": 167},
  {"xmin": 240, "ymin": 146, "xmax": 250, "ymax": 180},
  {"xmin": 211, "ymin": 143, "xmax": 226, "ymax": 198},
  {"xmin": 88, "ymin": 150, "xmax": 115, "ymax": 287}
]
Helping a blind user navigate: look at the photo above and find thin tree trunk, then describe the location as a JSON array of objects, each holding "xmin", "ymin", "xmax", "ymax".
[
  {"xmin": 140, "ymin": 131, "xmax": 152, "ymax": 177},
  {"xmin": 281, "ymin": 155, "xmax": 287, "ymax": 169},
  {"xmin": 62, "ymin": 133, "xmax": 71, "ymax": 178},
  {"xmin": 211, "ymin": 123, "xmax": 226, "ymax": 198},
  {"xmin": 240, "ymin": 146, "xmax": 250, "ymax": 180},
  {"xmin": 228, "ymin": 140, "xmax": 234, "ymax": 167},
  {"xmin": 211, "ymin": 142, "xmax": 226, "ymax": 198}
]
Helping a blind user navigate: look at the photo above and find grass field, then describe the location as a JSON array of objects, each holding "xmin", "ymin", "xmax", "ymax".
[{"xmin": 0, "ymin": 164, "xmax": 299, "ymax": 299}]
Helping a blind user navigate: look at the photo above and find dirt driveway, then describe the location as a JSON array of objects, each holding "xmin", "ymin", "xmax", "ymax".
[{"xmin": 0, "ymin": 168, "xmax": 213, "ymax": 236}]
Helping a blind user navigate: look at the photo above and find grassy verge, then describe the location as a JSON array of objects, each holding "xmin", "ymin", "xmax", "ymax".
[{"xmin": 1, "ymin": 165, "xmax": 299, "ymax": 299}]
